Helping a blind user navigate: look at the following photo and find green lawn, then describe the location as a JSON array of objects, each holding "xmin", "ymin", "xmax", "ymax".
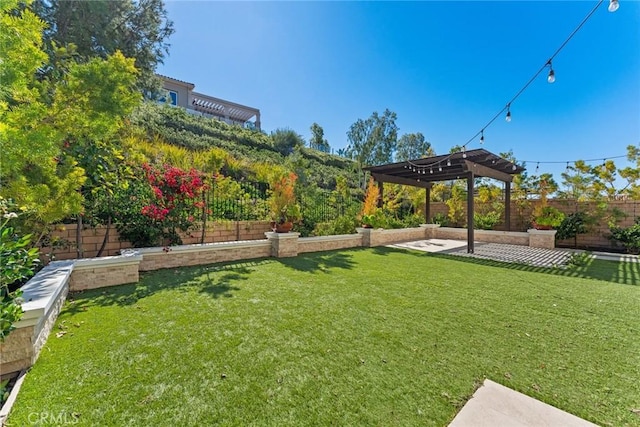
[{"xmin": 8, "ymin": 248, "xmax": 640, "ymax": 426}]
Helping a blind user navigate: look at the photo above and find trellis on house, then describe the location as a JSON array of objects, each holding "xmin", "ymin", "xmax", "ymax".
[{"xmin": 363, "ymin": 149, "xmax": 525, "ymax": 253}]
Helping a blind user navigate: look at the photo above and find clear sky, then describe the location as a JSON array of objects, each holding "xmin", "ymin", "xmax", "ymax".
[{"xmin": 157, "ymin": 0, "xmax": 640, "ymax": 182}]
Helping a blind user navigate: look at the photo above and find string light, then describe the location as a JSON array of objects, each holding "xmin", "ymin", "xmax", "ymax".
[
  {"xmin": 536, "ymin": 163, "xmax": 540, "ymax": 172},
  {"xmin": 608, "ymin": 0, "xmax": 619, "ymax": 12},
  {"xmin": 547, "ymin": 61, "xmax": 555, "ymax": 83},
  {"xmin": 401, "ymin": 1, "xmax": 616, "ymax": 174},
  {"xmin": 447, "ymin": 0, "xmax": 608, "ymax": 157},
  {"xmin": 446, "ymin": 159, "xmax": 451, "ymax": 167},
  {"xmin": 521, "ymin": 153, "xmax": 628, "ymax": 165}
]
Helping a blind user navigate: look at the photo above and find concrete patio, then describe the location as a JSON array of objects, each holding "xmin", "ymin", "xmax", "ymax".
[{"xmin": 390, "ymin": 239, "xmax": 575, "ymax": 268}]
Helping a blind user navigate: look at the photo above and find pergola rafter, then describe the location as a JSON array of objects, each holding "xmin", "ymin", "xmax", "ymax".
[{"xmin": 363, "ymin": 149, "xmax": 525, "ymax": 253}]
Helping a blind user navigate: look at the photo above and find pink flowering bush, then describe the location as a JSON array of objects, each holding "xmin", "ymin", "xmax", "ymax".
[
  {"xmin": 113, "ymin": 164, "xmax": 208, "ymax": 247},
  {"xmin": 140, "ymin": 164, "xmax": 208, "ymax": 245}
]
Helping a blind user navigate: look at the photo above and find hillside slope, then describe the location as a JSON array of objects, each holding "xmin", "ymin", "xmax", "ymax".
[{"xmin": 131, "ymin": 103, "xmax": 359, "ymax": 189}]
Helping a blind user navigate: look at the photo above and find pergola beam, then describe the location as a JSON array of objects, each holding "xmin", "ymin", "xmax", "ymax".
[
  {"xmin": 463, "ymin": 160, "xmax": 513, "ymax": 183},
  {"xmin": 371, "ymin": 173, "xmax": 432, "ymax": 189}
]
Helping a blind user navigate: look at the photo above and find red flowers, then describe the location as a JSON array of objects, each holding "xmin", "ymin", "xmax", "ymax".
[{"xmin": 141, "ymin": 163, "xmax": 207, "ymax": 223}]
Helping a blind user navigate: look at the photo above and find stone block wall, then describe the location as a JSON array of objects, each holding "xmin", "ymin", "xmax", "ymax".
[
  {"xmin": 41, "ymin": 220, "xmax": 273, "ymax": 264},
  {"xmin": 297, "ymin": 235, "xmax": 362, "ymax": 254},
  {"xmin": 0, "ymin": 326, "xmax": 35, "ymax": 376},
  {"xmin": 434, "ymin": 227, "xmax": 529, "ymax": 246},
  {"xmin": 528, "ymin": 229, "xmax": 558, "ymax": 249},
  {"xmin": 136, "ymin": 241, "xmax": 272, "ymax": 271},
  {"xmin": 70, "ymin": 261, "xmax": 140, "ymax": 291}
]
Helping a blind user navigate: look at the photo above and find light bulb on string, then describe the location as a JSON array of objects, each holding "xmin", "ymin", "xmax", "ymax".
[
  {"xmin": 512, "ymin": 164, "xmax": 517, "ymax": 171},
  {"xmin": 430, "ymin": 168, "xmax": 433, "ymax": 174},
  {"xmin": 566, "ymin": 162, "xmax": 570, "ymax": 172},
  {"xmin": 462, "ymin": 146, "xmax": 467, "ymax": 159},
  {"xmin": 480, "ymin": 130, "xmax": 484, "ymax": 145},
  {"xmin": 547, "ymin": 61, "xmax": 555, "ymax": 83},
  {"xmin": 438, "ymin": 166, "xmax": 442, "ymax": 172},
  {"xmin": 535, "ymin": 163, "xmax": 539, "ymax": 173},
  {"xmin": 608, "ymin": 0, "xmax": 619, "ymax": 12},
  {"xmin": 505, "ymin": 105, "xmax": 512, "ymax": 122},
  {"xmin": 446, "ymin": 159, "xmax": 451, "ymax": 167}
]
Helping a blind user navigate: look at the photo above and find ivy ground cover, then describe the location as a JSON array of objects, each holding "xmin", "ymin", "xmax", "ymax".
[{"xmin": 8, "ymin": 248, "xmax": 640, "ymax": 426}]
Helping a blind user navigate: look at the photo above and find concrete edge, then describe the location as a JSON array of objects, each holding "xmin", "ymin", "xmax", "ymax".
[
  {"xmin": 135, "ymin": 239, "xmax": 270, "ymax": 255},
  {"xmin": 0, "ymin": 370, "xmax": 27, "ymax": 425},
  {"xmin": 298, "ymin": 234, "xmax": 361, "ymax": 244}
]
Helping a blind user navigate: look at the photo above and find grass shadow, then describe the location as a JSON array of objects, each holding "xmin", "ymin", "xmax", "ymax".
[
  {"xmin": 425, "ymin": 252, "xmax": 640, "ymax": 286},
  {"xmin": 64, "ymin": 258, "xmax": 275, "ymax": 313},
  {"xmin": 278, "ymin": 248, "xmax": 360, "ymax": 273}
]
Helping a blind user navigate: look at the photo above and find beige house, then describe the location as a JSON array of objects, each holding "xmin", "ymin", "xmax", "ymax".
[{"xmin": 158, "ymin": 75, "xmax": 261, "ymax": 130}]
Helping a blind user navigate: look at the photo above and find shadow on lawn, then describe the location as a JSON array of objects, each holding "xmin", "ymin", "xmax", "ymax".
[
  {"xmin": 65, "ymin": 258, "xmax": 274, "ymax": 312},
  {"xmin": 426, "ymin": 252, "xmax": 640, "ymax": 286},
  {"xmin": 278, "ymin": 248, "xmax": 359, "ymax": 273}
]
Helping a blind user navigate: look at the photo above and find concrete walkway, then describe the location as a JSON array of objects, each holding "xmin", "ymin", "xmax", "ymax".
[
  {"xmin": 390, "ymin": 239, "xmax": 575, "ymax": 268},
  {"xmin": 449, "ymin": 379, "xmax": 598, "ymax": 427},
  {"xmin": 387, "ymin": 240, "xmax": 629, "ymax": 426}
]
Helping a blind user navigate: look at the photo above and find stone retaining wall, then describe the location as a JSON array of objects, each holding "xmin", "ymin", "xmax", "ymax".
[
  {"xmin": 1, "ymin": 262, "xmax": 73, "ymax": 377},
  {"xmin": 297, "ymin": 234, "xmax": 363, "ymax": 254},
  {"xmin": 435, "ymin": 227, "xmax": 530, "ymax": 246},
  {"xmin": 41, "ymin": 220, "xmax": 273, "ymax": 263},
  {"xmin": 134, "ymin": 240, "xmax": 272, "ymax": 272}
]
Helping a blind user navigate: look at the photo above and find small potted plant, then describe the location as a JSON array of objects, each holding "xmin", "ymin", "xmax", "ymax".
[
  {"xmin": 268, "ymin": 172, "xmax": 301, "ymax": 232},
  {"xmin": 532, "ymin": 206, "xmax": 565, "ymax": 230}
]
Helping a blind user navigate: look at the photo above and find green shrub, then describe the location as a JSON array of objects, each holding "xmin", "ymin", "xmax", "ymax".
[
  {"xmin": 608, "ymin": 217, "xmax": 640, "ymax": 254},
  {"xmin": 473, "ymin": 210, "xmax": 502, "ymax": 230},
  {"xmin": 312, "ymin": 215, "xmax": 358, "ymax": 236},
  {"xmin": 556, "ymin": 211, "xmax": 589, "ymax": 241},
  {"xmin": 1, "ymin": 199, "xmax": 40, "ymax": 341},
  {"xmin": 431, "ymin": 213, "xmax": 449, "ymax": 226}
]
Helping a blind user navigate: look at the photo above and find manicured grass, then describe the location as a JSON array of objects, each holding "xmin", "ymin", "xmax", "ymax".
[{"xmin": 8, "ymin": 248, "xmax": 640, "ymax": 426}]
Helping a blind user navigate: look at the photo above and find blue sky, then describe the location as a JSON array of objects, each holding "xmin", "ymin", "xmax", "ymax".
[{"xmin": 158, "ymin": 1, "xmax": 640, "ymax": 182}]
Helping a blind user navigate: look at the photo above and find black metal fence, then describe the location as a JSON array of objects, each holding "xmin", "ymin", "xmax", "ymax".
[
  {"xmin": 205, "ymin": 180, "xmax": 360, "ymax": 223},
  {"xmin": 207, "ymin": 180, "xmax": 270, "ymax": 221},
  {"xmin": 299, "ymin": 193, "xmax": 361, "ymax": 224}
]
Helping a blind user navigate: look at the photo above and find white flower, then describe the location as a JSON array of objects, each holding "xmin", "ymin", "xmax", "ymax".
[{"xmin": 3, "ymin": 212, "xmax": 18, "ymax": 219}]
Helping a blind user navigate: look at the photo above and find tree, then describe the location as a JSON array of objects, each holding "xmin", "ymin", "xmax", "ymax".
[
  {"xmin": 33, "ymin": 0, "xmax": 174, "ymax": 95},
  {"xmin": 309, "ymin": 123, "xmax": 330, "ymax": 153},
  {"xmin": 346, "ymin": 109, "xmax": 398, "ymax": 187},
  {"xmin": 271, "ymin": 128, "xmax": 305, "ymax": 156},
  {"xmin": 395, "ymin": 132, "xmax": 433, "ymax": 161},
  {"xmin": 620, "ymin": 145, "xmax": 640, "ymax": 199},
  {"xmin": 558, "ymin": 160, "xmax": 595, "ymax": 201},
  {"xmin": 0, "ymin": 0, "xmax": 141, "ymax": 243}
]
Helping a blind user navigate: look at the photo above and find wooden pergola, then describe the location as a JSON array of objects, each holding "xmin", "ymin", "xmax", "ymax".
[{"xmin": 363, "ymin": 148, "xmax": 525, "ymax": 253}]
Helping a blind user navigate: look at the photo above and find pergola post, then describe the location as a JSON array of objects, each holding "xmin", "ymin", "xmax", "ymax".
[
  {"xmin": 505, "ymin": 181, "xmax": 511, "ymax": 231},
  {"xmin": 467, "ymin": 172, "xmax": 475, "ymax": 253},
  {"xmin": 425, "ymin": 186, "xmax": 431, "ymax": 223},
  {"xmin": 377, "ymin": 181, "xmax": 384, "ymax": 208}
]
